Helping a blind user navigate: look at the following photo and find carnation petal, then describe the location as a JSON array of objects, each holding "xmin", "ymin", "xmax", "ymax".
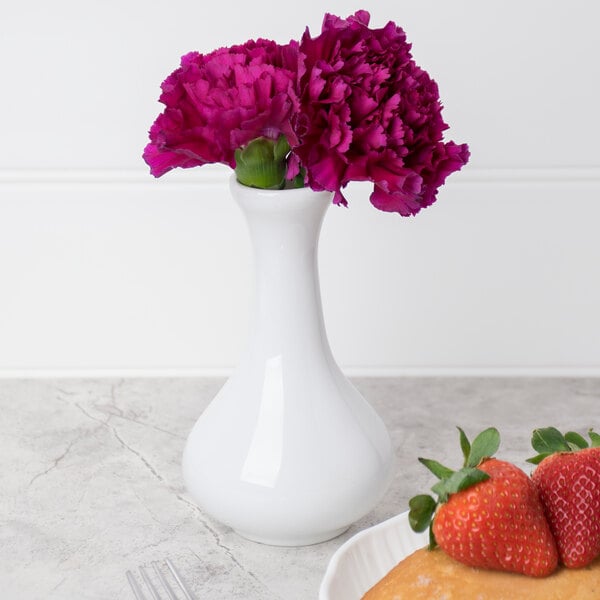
[
  {"xmin": 333, "ymin": 189, "xmax": 348, "ymax": 206},
  {"xmin": 144, "ymin": 39, "xmax": 300, "ymax": 177},
  {"xmin": 307, "ymin": 151, "xmax": 346, "ymax": 191},
  {"xmin": 370, "ymin": 185, "xmax": 422, "ymax": 217},
  {"xmin": 286, "ymin": 153, "xmax": 301, "ymax": 180},
  {"xmin": 143, "ymin": 143, "xmax": 200, "ymax": 177},
  {"xmin": 293, "ymin": 11, "xmax": 469, "ymax": 216}
]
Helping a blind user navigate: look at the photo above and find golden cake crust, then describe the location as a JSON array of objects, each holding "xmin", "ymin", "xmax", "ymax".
[{"xmin": 362, "ymin": 547, "xmax": 600, "ymax": 600}]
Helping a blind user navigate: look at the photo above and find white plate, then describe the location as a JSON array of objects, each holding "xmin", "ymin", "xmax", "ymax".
[{"xmin": 319, "ymin": 511, "xmax": 428, "ymax": 600}]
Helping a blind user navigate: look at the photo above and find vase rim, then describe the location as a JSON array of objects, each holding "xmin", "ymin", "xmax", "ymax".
[{"xmin": 229, "ymin": 174, "xmax": 333, "ymax": 203}]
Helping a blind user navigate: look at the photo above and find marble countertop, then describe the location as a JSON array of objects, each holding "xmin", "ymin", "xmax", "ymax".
[{"xmin": 2, "ymin": 377, "xmax": 599, "ymax": 599}]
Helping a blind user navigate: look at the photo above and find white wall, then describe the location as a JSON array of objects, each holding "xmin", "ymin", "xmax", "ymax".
[{"xmin": 1, "ymin": 1, "xmax": 599, "ymax": 375}]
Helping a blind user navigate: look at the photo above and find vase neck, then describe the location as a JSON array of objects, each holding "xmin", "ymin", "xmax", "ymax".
[{"xmin": 231, "ymin": 178, "xmax": 334, "ymax": 359}]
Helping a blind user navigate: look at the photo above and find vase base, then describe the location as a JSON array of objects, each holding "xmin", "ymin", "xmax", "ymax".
[{"xmin": 233, "ymin": 525, "xmax": 350, "ymax": 547}]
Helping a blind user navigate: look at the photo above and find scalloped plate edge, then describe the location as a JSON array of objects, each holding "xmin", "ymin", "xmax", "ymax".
[{"xmin": 319, "ymin": 510, "xmax": 428, "ymax": 600}]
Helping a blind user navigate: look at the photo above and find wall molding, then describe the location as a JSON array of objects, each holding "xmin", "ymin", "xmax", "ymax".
[
  {"xmin": 2, "ymin": 166, "xmax": 599, "ymax": 374},
  {"xmin": 1, "ymin": 366, "xmax": 599, "ymax": 379},
  {"xmin": 1, "ymin": 166, "xmax": 600, "ymax": 187}
]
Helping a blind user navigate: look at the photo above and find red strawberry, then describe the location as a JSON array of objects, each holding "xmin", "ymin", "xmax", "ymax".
[
  {"xmin": 434, "ymin": 458, "xmax": 558, "ymax": 576},
  {"xmin": 409, "ymin": 427, "xmax": 558, "ymax": 577},
  {"xmin": 528, "ymin": 427, "xmax": 600, "ymax": 568}
]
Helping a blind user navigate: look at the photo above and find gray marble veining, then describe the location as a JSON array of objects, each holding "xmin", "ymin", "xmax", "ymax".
[{"xmin": 1, "ymin": 377, "xmax": 599, "ymax": 599}]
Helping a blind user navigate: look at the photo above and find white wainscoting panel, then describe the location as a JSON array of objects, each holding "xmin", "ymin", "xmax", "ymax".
[{"xmin": 1, "ymin": 168, "xmax": 599, "ymax": 375}]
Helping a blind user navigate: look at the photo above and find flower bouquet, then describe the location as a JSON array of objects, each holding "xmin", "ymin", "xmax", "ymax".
[
  {"xmin": 144, "ymin": 10, "xmax": 469, "ymax": 216},
  {"xmin": 144, "ymin": 11, "xmax": 469, "ymax": 546}
]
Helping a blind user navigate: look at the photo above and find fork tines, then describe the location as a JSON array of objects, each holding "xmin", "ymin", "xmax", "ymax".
[{"xmin": 126, "ymin": 558, "xmax": 196, "ymax": 600}]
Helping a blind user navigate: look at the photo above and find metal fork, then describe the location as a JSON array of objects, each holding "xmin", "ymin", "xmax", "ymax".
[{"xmin": 126, "ymin": 558, "xmax": 197, "ymax": 600}]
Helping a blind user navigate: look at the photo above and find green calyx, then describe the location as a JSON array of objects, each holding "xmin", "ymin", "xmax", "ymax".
[
  {"xmin": 408, "ymin": 426, "xmax": 500, "ymax": 549},
  {"xmin": 234, "ymin": 135, "xmax": 303, "ymax": 190},
  {"xmin": 527, "ymin": 427, "xmax": 600, "ymax": 465}
]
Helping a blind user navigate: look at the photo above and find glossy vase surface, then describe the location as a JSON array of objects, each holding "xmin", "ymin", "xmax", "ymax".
[{"xmin": 182, "ymin": 176, "xmax": 393, "ymax": 546}]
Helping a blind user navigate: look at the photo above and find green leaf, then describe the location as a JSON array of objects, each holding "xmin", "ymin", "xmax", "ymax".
[
  {"xmin": 290, "ymin": 169, "xmax": 306, "ymax": 189},
  {"xmin": 457, "ymin": 427, "xmax": 471, "ymax": 467},
  {"xmin": 448, "ymin": 467, "xmax": 490, "ymax": 494},
  {"xmin": 273, "ymin": 135, "xmax": 290, "ymax": 162},
  {"xmin": 408, "ymin": 495, "xmax": 437, "ymax": 533},
  {"xmin": 531, "ymin": 427, "xmax": 571, "ymax": 454},
  {"xmin": 565, "ymin": 431, "xmax": 589, "ymax": 450},
  {"xmin": 526, "ymin": 452, "xmax": 552, "ymax": 465},
  {"xmin": 418, "ymin": 457, "xmax": 454, "ymax": 480},
  {"xmin": 589, "ymin": 429, "xmax": 600, "ymax": 448},
  {"xmin": 431, "ymin": 480, "xmax": 449, "ymax": 503},
  {"xmin": 466, "ymin": 427, "xmax": 500, "ymax": 468},
  {"xmin": 432, "ymin": 467, "xmax": 489, "ymax": 502}
]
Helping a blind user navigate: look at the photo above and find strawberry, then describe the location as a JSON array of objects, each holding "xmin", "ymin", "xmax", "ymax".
[
  {"xmin": 528, "ymin": 427, "xmax": 600, "ymax": 568},
  {"xmin": 409, "ymin": 427, "xmax": 558, "ymax": 577}
]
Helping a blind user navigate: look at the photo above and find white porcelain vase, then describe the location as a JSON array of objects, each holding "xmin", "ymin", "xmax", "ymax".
[{"xmin": 182, "ymin": 176, "xmax": 393, "ymax": 546}]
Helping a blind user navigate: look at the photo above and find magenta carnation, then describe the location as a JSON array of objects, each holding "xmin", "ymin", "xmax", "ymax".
[
  {"xmin": 292, "ymin": 11, "xmax": 470, "ymax": 215},
  {"xmin": 143, "ymin": 39, "xmax": 299, "ymax": 177}
]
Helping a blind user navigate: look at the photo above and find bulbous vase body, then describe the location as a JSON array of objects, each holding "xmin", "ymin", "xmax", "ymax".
[{"xmin": 182, "ymin": 177, "xmax": 393, "ymax": 545}]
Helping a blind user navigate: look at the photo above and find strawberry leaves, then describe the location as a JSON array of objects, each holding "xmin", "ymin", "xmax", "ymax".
[
  {"xmin": 408, "ymin": 494, "xmax": 437, "ymax": 532},
  {"xmin": 430, "ymin": 467, "xmax": 489, "ymax": 503},
  {"xmin": 462, "ymin": 427, "xmax": 500, "ymax": 468},
  {"xmin": 527, "ymin": 427, "xmax": 600, "ymax": 464},
  {"xmin": 589, "ymin": 429, "xmax": 600, "ymax": 447},
  {"xmin": 409, "ymin": 427, "xmax": 500, "ymax": 547}
]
